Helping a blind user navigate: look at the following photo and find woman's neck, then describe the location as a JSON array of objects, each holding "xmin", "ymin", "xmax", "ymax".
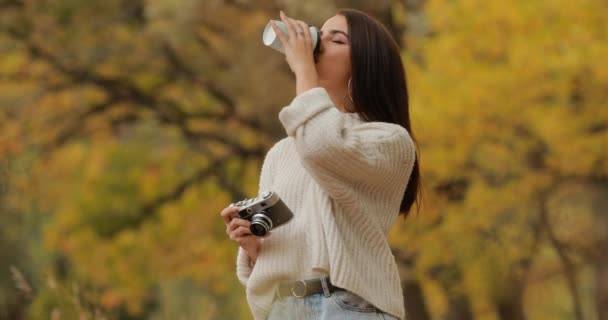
[{"xmin": 326, "ymin": 87, "xmax": 353, "ymax": 113}]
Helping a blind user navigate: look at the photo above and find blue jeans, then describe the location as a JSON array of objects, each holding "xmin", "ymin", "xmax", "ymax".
[{"xmin": 267, "ymin": 290, "xmax": 399, "ymax": 320}]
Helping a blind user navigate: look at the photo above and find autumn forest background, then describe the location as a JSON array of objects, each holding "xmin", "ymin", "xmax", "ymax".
[{"xmin": 0, "ymin": 0, "xmax": 606, "ymax": 319}]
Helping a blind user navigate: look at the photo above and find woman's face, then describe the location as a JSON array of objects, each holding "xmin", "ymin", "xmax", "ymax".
[{"xmin": 315, "ymin": 15, "xmax": 351, "ymax": 93}]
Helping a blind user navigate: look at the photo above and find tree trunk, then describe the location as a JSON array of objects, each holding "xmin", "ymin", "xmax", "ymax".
[
  {"xmin": 540, "ymin": 188, "xmax": 585, "ymax": 320},
  {"xmin": 394, "ymin": 248, "xmax": 431, "ymax": 320},
  {"xmin": 444, "ymin": 295, "xmax": 474, "ymax": 320},
  {"xmin": 403, "ymin": 277, "xmax": 431, "ymax": 320},
  {"xmin": 428, "ymin": 264, "xmax": 474, "ymax": 320},
  {"xmin": 596, "ymin": 254, "xmax": 608, "ymax": 320},
  {"xmin": 495, "ymin": 281, "xmax": 526, "ymax": 320}
]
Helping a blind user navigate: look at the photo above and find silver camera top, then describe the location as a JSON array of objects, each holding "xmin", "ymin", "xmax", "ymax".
[{"xmin": 231, "ymin": 190, "xmax": 281, "ymax": 219}]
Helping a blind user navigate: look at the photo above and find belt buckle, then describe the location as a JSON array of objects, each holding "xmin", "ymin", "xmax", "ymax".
[{"xmin": 291, "ymin": 280, "xmax": 307, "ymax": 298}]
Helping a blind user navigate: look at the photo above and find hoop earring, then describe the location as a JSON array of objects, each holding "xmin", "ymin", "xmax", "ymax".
[{"xmin": 348, "ymin": 78, "xmax": 354, "ymax": 102}]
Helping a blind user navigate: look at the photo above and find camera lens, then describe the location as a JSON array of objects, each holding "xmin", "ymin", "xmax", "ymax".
[
  {"xmin": 250, "ymin": 224, "xmax": 267, "ymax": 237},
  {"xmin": 250, "ymin": 212, "xmax": 273, "ymax": 237}
]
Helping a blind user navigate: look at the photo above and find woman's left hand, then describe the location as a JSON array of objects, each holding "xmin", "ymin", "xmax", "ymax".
[{"xmin": 271, "ymin": 11, "xmax": 319, "ymax": 95}]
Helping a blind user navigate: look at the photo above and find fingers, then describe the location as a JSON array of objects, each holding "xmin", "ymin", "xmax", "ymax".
[
  {"xmin": 235, "ymin": 232, "xmax": 271, "ymax": 245},
  {"xmin": 220, "ymin": 205, "xmax": 240, "ymax": 225},
  {"xmin": 274, "ymin": 11, "xmax": 311, "ymax": 54},
  {"xmin": 295, "ymin": 20, "xmax": 311, "ymax": 45},
  {"xmin": 292, "ymin": 20, "xmax": 305, "ymax": 36},
  {"xmin": 229, "ymin": 226, "xmax": 252, "ymax": 240},
  {"xmin": 226, "ymin": 218, "xmax": 273, "ymax": 237},
  {"xmin": 235, "ymin": 234, "xmax": 258, "ymax": 244},
  {"xmin": 271, "ymin": 20, "xmax": 288, "ymax": 46},
  {"xmin": 227, "ymin": 218, "xmax": 252, "ymax": 239},
  {"xmin": 280, "ymin": 10, "xmax": 297, "ymax": 42},
  {"xmin": 228, "ymin": 217, "xmax": 251, "ymax": 232}
]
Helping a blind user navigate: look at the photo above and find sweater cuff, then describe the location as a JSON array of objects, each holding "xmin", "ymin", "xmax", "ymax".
[
  {"xmin": 278, "ymin": 87, "xmax": 334, "ymax": 136},
  {"xmin": 236, "ymin": 247, "xmax": 253, "ymax": 287}
]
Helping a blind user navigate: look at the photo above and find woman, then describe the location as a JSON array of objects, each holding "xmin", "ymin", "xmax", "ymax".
[{"xmin": 220, "ymin": 8, "xmax": 420, "ymax": 320}]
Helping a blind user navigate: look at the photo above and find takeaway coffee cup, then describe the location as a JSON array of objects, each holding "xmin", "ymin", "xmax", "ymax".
[{"xmin": 263, "ymin": 20, "xmax": 321, "ymax": 55}]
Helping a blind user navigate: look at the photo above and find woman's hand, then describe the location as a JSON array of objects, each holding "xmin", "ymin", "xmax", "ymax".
[
  {"xmin": 220, "ymin": 205, "xmax": 267, "ymax": 265},
  {"xmin": 271, "ymin": 11, "xmax": 319, "ymax": 95}
]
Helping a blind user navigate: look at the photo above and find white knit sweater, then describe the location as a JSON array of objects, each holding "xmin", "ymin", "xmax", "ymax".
[{"xmin": 235, "ymin": 87, "xmax": 415, "ymax": 320}]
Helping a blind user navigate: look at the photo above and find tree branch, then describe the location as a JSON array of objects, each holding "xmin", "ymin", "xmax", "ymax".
[
  {"xmin": 39, "ymin": 98, "xmax": 120, "ymax": 153},
  {"xmin": 98, "ymin": 152, "xmax": 235, "ymax": 237},
  {"xmin": 4, "ymin": 27, "xmax": 269, "ymax": 159},
  {"xmin": 160, "ymin": 42, "xmax": 270, "ymax": 136},
  {"xmin": 539, "ymin": 187, "xmax": 584, "ymax": 320}
]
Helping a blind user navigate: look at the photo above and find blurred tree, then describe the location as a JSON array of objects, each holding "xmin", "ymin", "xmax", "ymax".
[{"xmin": 389, "ymin": 0, "xmax": 607, "ymax": 319}]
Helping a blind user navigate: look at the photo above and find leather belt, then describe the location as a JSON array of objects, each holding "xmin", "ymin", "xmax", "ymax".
[{"xmin": 277, "ymin": 275, "xmax": 344, "ymax": 299}]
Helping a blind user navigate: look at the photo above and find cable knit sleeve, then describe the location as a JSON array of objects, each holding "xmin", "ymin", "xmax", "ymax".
[
  {"xmin": 235, "ymin": 144, "xmax": 277, "ymax": 287},
  {"xmin": 278, "ymin": 87, "xmax": 415, "ymax": 204}
]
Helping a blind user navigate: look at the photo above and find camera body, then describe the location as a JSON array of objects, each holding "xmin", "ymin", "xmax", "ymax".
[{"xmin": 231, "ymin": 191, "xmax": 294, "ymax": 237}]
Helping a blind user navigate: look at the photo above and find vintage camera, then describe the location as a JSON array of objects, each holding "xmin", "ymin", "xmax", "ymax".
[{"xmin": 231, "ymin": 191, "xmax": 294, "ymax": 237}]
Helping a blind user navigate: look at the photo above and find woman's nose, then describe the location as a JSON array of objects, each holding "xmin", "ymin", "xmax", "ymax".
[
  {"xmin": 318, "ymin": 33, "xmax": 329, "ymax": 52},
  {"xmin": 320, "ymin": 31, "xmax": 330, "ymax": 42}
]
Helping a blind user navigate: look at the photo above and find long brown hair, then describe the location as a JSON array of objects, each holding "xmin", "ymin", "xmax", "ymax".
[{"xmin": 338, "ymin": 8, "xmax": 421, "ymax": 217}]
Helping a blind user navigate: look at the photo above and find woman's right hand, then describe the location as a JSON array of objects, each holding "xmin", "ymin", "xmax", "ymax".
[{"xmin": 220, "ymin": 205, "xmax": 268, "ymax": 264}]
